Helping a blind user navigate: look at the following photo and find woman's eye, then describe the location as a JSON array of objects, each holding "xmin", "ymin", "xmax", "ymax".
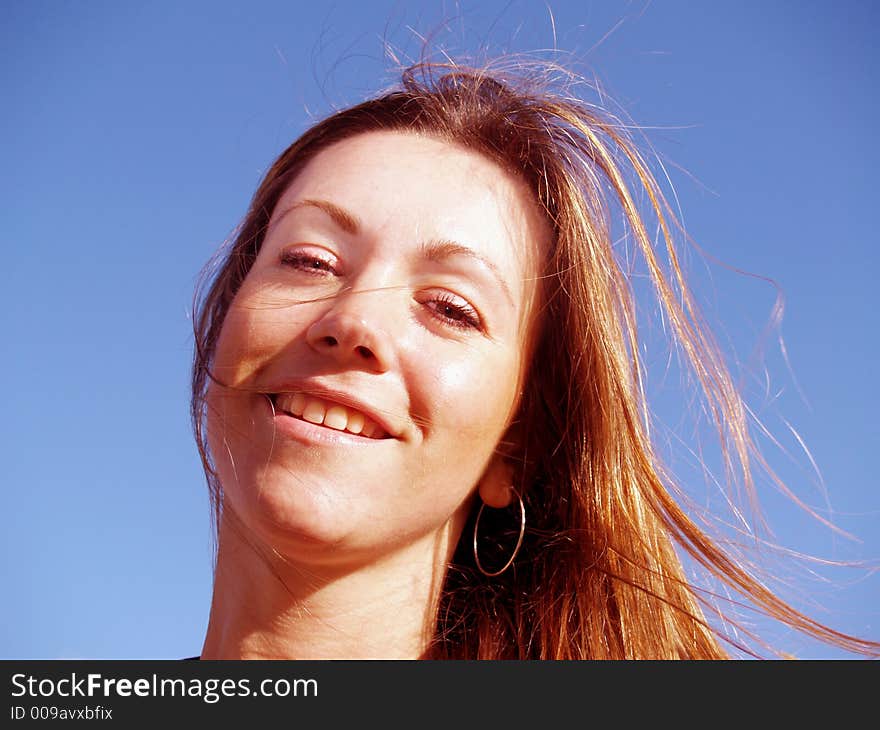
[
  {"xmin": 280, "ymin": 250, "xmax": 338, "ymax": 275},
  {"xmin": 425, "ymin": 293, "xmax": 483, "ymax": 331}
]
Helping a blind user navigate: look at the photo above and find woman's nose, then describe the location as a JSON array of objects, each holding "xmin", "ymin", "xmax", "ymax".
[{"xmin": 305, "ymin": 292, "xmax": 394, "ymax": 373}]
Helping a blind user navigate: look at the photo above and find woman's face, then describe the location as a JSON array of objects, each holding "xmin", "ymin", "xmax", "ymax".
[{"xmin": 207, "ymin": 130, "xmax": 548, "ymax": 567}]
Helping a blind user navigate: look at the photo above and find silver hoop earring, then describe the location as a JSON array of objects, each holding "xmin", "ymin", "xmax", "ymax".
[{"xmin": 472, "ymin": 490, "xmax": 526, "ymax": 577}]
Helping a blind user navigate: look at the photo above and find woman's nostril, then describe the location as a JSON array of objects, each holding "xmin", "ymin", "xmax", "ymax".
[{"xmin": 317, "ymin": 336, "xmax": 374, "ymax": 360}]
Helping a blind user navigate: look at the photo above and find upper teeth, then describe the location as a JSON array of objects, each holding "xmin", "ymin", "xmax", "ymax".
[{"xmin": 275, "ymin": 393, "xmax": 387, "ymax": 439}]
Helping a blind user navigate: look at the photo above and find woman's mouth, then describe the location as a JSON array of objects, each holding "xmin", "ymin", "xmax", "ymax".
[{"xmin": 271, "ymin": 393, "xmax": 390, "ymax": 440}]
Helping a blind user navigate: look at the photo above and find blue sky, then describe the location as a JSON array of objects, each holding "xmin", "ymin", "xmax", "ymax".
[{"xmin": 2, "ymin": 0, "xmax": 877, "ymax": 659}]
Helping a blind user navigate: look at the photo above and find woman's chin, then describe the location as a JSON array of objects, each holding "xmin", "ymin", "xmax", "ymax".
[{"xmin": 224, "ymin": 479, "xmax": 382, "ymax": 566}]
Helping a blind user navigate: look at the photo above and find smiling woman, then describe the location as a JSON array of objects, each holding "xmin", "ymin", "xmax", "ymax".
[
  {"xmin": 190, "ymin": 60, "xmax": 879, "ymax": 659},
  {"xmin": 204, "ymin": 131, "xmax": 543, "ymax": 587}
]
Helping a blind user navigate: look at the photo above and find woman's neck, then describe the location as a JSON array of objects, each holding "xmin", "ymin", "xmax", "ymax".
[{"xmin": 199, "ymin": 518, "xmax": 453, "ymax": 659}]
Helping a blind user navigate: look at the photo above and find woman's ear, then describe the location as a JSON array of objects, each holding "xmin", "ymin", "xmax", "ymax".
[{"xmin": 478, "ymin": 454, "xmax": 515, "ymax": 508}]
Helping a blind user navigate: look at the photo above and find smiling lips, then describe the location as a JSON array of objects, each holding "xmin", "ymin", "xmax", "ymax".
[{"xmin": 273, "ymin": 393, "xmax": 389, "ymax": 439}]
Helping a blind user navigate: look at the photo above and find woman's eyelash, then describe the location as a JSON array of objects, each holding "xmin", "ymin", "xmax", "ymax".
[
  {"xmin": 426, "ymin": 293, "xmax": 482, "ymax": 331},
  {"xmin": 280, "ymin": 250, "xmax": 338, "ymax": 275}
]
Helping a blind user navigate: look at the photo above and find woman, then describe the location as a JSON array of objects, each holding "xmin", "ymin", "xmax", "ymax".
[{"xmin": 191, "ymin": 60, "xmax": 878, "ymax": 659}]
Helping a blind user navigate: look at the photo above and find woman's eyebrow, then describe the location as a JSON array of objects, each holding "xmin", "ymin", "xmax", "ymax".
[
  {"xmin": 420, "ymin": 239, "xmax": 514, "ymax": 308},
  {"xmin": 272, "ymin": 198, "xmax": 361, "ymax": 235}
]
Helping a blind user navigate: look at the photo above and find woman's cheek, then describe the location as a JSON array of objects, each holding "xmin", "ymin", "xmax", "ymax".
[
  {"xmin": 430, "ymin": 348, "xmax": 521, "ymax": 433},
  {"xmin": 213, "ymin": 300, "xmax": 294, "ymax": 385}
]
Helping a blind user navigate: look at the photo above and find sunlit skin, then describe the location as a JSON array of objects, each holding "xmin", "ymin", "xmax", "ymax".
[{"xmin": 200, "ymin": 131, "xmax": 549, "ymax": 658}]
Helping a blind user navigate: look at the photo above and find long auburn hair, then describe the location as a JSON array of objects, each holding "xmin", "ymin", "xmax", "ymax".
[{"xmin": 191, "ymin": 59, "xmax": 878, "ymax": 659}]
